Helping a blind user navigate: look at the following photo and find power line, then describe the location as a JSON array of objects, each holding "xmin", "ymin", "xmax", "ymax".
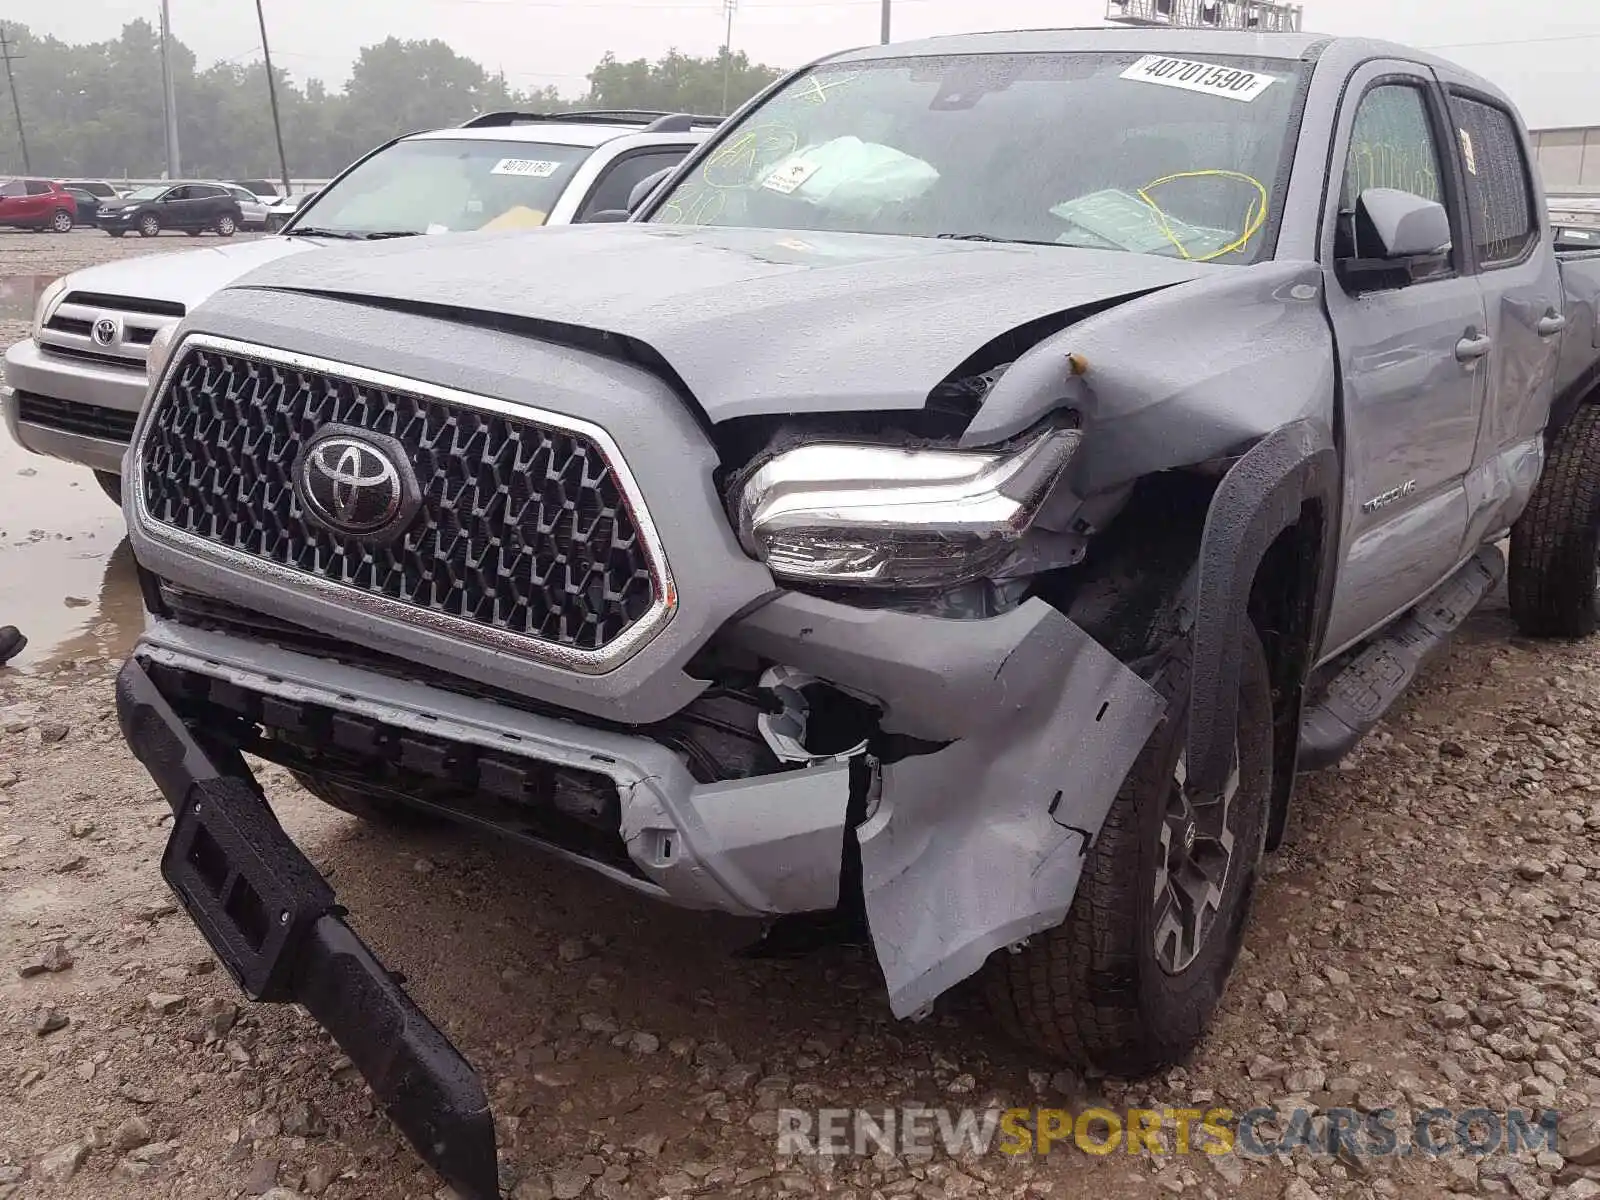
[
  {"xmin": 0, "ymin": 23, "xmax": 29, "ymax": 173},
  {"xmin": 1420, "ymin": 31, "xmax": 1600, "ymax": 50}
]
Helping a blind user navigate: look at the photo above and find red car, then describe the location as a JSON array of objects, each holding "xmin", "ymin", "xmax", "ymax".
[{"xmin": 0, "ymin": 178, "xmax": 77, "ymax": 232}]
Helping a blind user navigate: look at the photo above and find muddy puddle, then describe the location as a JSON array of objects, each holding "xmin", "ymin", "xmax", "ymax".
[{"xmin": 0, "ymin": 435, "xmax": 142, "ymax": 672}]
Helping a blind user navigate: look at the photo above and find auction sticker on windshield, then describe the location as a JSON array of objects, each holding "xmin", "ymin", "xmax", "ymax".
[
  {"xmin": 762, "ymin": 158, "xmax": 822, "ymax": 196},
  {"xmin": 491, "ymin": 158, "xmax": 562, "ymax": 178},
  {"xmin": 1119, "ymin": 55, "xmax": 1277, "ymax": 102}
]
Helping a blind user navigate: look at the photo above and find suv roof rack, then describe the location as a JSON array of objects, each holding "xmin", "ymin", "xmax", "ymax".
[{"xmin": 461, "ymin": 108, "xmax": 723, "ymax": 131}]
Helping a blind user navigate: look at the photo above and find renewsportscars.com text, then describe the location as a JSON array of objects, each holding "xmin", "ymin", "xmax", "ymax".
[{"xmin": 776, "ymin": 1106, "xmax": 1559, "ymax": 1160}]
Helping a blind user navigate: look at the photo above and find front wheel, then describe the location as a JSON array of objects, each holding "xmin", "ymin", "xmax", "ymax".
[
  {"xmin": 50, "ymin": 208, "xmax": 73, "ymax": 233},
  {"xmin": 216, "ymin": 214, "xmax": 237, "ymax": 237},
  {"xmin": 1508, "ymin": 404, "xmax": 1600, "ymax": 638},
  {"xmin": 138, "ymin": 214, "xmax": 160, "ymax": 238},
  {"xmin": 983, "ymin": 621, "xmax": 1274, "ymax": 1075}
]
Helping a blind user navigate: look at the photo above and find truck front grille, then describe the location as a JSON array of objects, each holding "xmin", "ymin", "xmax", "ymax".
[
  {"xmin": 38, "ymin": 290, "xmax": 185, "ymax": 372},
  {"xmin": 135, "ymin": 337, "xmax": 671, "ymax": 668}
]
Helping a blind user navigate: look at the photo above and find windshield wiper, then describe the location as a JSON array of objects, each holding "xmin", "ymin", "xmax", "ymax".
[
  {"xmin": 933, "ymin": 232, "xmax": 1069, "ymax": 248},
  {"xmin": 284, "ymin": 228, "xmax": 423, "ymax": 241},
  {"xmin": 283, "ymin": 227, "xmax": 366, "ymax": 239}
]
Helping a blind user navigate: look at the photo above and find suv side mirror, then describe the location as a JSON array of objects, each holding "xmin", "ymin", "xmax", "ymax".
[
  {"xmin": 1337, "ymin": 188, "xmax": 1452, "ymax": 292},
  {"xmin": 627, "ymin": 167, "xmax": 674, "ymax": 213}
]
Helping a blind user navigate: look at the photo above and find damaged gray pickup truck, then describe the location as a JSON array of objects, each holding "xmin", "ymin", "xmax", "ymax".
[{"xmin": 113, "ymin": 27, "xmax": 1600, "ymax": 1197}]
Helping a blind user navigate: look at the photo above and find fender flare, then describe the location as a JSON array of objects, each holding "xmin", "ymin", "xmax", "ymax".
[{"xmin": 1187, "ymin": 418, "xmax": 1340, "ymax": 799}]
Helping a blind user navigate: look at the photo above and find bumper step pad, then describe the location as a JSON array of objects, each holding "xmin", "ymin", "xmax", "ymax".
[{"xmin": 116, "ymin": 659, "xmax": 500, "ymax": 1200}]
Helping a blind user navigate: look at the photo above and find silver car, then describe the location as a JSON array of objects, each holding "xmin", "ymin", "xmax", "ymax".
[
  {"xmin": 2, "ymin": 110, "xmax": 716, "ymax": 502},
  {"xmin": 225, "ymin": 184, "xmax": 271, "ymax": 229}
]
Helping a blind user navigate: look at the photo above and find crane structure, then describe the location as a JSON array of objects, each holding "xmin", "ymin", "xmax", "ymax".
[{"xmin": 1104, "ymin": 0, "xmax": 1304, "ymax": 32}]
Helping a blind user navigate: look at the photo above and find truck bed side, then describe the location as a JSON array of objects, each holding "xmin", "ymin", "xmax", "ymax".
[{"xmin": 1555, "ymin": 248, "xmax": 1600, "ymax": 407}]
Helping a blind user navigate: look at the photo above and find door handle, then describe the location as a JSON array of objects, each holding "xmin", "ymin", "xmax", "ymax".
[
  {"xmin": 1455, "ymin": 332, "xmax": 1492, "ymax": 362},
  {"xmin": 1537, "ymin": 312, "xmax": 1568, "ymax": 337}
]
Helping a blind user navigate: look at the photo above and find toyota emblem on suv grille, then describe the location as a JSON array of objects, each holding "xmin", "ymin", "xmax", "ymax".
[
  {"xmin": 92, "ymin": 317, "xmax": 119, "ymax": 347},
  {"xmin": 293, "ymin": 426, "xmax": 421, "ymax": 541}
]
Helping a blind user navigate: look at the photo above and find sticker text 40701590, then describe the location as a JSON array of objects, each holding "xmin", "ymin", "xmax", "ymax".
[{"xmin": 1119, "ymin": 55, "xmax": 1278, "ymax": 103}]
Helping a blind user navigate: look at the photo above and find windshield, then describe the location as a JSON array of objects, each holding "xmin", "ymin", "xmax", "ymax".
[
  {"xmin": 123, "ymin": 185, "xmax": 167, "ymax": 201},
  {"xmin": 289, "ymin": 137, "xmax": 594, "ymax": 236},
  {"xmin": 650, "ymin": 50, "xmax": 1305, "ymax": 263}
]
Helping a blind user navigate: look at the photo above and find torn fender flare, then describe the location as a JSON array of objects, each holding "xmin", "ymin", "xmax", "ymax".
[
  {"xmin": 856, "ymin": 608, "xmax": 1165, "ymax": 1019},
  {"xmin": 1188, "ymin": 417, "xmax": 1339, "ymax": 796}
]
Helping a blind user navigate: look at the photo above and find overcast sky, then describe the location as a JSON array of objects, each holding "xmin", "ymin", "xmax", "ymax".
[{"xmin": 12, "ymin": 0, "xmax": 1599, "ymax": 129}]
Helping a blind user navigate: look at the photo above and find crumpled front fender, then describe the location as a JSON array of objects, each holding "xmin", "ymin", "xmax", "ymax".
[{"xmin": 856, "ymin": 608, "xmax": 1165, "ymax": 1019}]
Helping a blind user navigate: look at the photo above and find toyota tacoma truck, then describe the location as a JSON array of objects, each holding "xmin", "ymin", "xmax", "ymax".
[
  {"xmin": 112, "ymin": 27, "xmax": 1600, "ymax": 1198},
  {"xmin": 1, "ymin": 110, "xmax": 715, "ymax": 504}
]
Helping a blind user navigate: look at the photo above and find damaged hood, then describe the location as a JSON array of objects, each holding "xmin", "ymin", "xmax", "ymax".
[{"xmin": 227, "ymin": 224, "xmax": 1218, "ymax": 422}]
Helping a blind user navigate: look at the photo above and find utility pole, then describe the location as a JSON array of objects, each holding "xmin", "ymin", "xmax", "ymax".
[
  {"xmin": 159, "ymin": 0, "xmax": 181, "ymax": 178},
  {"xmin": 880, "ymin": 0, "xmax": 891, "ymax": 44},
  {"xmin": 0, "ymin": 25, "xmax": 28, "ymax": 173},
  {"xmin": 720, "ymin": 0, "xmax": 737, "ymax": 115},
  {"xmin": 255, "ymin": 0, "xmax": 291, "ymax": 195}
]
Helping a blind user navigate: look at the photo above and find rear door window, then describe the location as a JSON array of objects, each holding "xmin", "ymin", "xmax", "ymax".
[
  {"xmin": 1448, "ymin": 93, "xmax": 1539, "ymax": 266},
  {"xmin": 24, "ymin": 180, "xmax": 51, "ymax": 196}
]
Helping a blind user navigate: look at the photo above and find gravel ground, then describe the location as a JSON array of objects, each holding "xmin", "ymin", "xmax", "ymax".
[{"xmin": 6, "ymin": 233, "xmax": 1600, "ymax": 1200}]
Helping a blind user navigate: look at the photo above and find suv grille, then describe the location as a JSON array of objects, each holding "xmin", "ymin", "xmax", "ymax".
[
  {"xmin": 137, "ymin": 339, "xmax": 668, "ymax": 664},
  {"xmin": 39, "ymin": 291, "xmax": 185, "ymax": 372}
]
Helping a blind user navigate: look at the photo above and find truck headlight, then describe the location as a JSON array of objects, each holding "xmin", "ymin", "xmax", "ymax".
[
  {"xmin": 146, "ymin": 324, "xmax": 179, "ymax": 385},
  {"xmin": 736, "ymin": 428, "xmax": 1081, "ymax": 588},
  {"xmin": 30, "ymin": 277, "xmax": 69, "ymax": 343}
]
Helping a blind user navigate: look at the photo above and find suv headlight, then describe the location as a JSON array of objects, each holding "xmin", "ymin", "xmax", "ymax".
[
  {"xmin": 736, "ymin": 428, "xmax": 1081, "ymax": 588},
  {"xmin": 30, "ymin": 277, "xmax": 69, "ymax": 343}
]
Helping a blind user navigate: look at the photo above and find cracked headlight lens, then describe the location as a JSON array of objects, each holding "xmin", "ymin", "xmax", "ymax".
[{"xmin": 736, "ymin": 427, "xmax": 1081, "ymax": 588}]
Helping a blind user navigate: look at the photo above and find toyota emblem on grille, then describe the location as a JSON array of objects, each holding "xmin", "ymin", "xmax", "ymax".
[
  {"xmin": 92, "ymin": 317, "xmax": 119, "ymax": 347},
  {"xmin": 293, "ymin": 426, "xmax": 421, "ymax": 541}
]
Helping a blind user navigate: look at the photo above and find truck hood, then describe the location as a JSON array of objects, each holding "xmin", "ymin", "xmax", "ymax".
[
  {"xmin": 230, "ymin": 224, "xmax": 1219, "ymax": 422},
  {"xmin": 62, "ymin": 236, "xmax": 317, "ymax": 312}
]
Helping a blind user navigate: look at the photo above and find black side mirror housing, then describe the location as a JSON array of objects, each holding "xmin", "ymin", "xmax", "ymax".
[{"xmin": 1336, "ymin": 188, "xmax": 1453, "ymax": 292}]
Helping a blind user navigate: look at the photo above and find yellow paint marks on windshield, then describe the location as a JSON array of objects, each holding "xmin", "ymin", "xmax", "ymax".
[{"xmin": 1136, "ymin": 170, "xmax": 1269, "ymax": 262}]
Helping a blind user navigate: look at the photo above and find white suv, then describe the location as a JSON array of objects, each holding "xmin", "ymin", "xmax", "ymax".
[{"xmin": 3, "ymin": 110, "xmax": 717, "ymax": 502}]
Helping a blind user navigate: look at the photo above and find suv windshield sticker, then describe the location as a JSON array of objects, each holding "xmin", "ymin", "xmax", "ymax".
[
  {"xmin": 490, "ymin": 158, "xmax": 561, "ymax": 178},
  {"xmin": 1120, "ymin": 55, "xmax": 1277, "ymax": 103}
]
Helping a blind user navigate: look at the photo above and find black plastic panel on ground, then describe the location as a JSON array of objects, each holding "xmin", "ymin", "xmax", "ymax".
[{"xmin": 138, "ymin": 346, "xmax": 658, "ymax": 653}]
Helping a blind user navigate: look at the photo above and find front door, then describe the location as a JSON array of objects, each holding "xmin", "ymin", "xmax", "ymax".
[{"xmin": 1321, "ymin": 62, "xmax": 1488, "ymax": 657}]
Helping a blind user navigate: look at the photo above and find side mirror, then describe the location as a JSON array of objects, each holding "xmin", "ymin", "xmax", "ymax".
[
  {"xmin": 581, "ymin": 209, "xmax": 631, "ymax": 224},
  {"xmin": 627, "ymin": 167, "xmax": 674, "ymax": 213},
  {"xmin": 1358, "ymin": 188, "xmax": 1452, "ymax": 259},
  {"xmin": 1337, "ymin": 188, "xmax": 1452, "ymax": 291}
]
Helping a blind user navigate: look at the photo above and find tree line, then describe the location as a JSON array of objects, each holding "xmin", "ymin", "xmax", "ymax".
[{"xmin": 0, "ymin": 21, "xmax": 787, "ymax": 181}]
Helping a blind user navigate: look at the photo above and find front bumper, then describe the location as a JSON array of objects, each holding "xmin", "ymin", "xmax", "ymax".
[
  {"xmin": 2, "ymin": 337, "xmax": 145, "ymax": 474},
  {"xmin": 114, "ymin": 657, "xmax": 499, "ymax": 1200}
]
